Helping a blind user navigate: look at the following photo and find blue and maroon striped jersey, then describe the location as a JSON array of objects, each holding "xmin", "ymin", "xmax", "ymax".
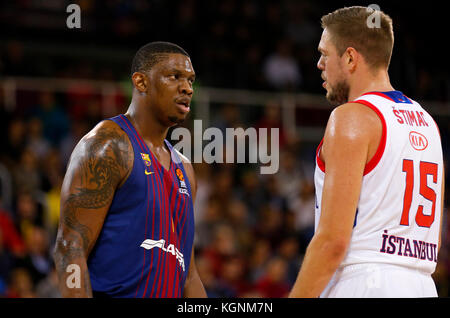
[{"xmin": 87, "ymin": 114, "xmax": 195, "ymax": 298}]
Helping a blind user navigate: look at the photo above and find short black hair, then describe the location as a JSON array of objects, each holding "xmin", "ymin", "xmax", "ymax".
[{"xmin": 130, "ymin": 41, "xmax": 190, "ymax": 76}]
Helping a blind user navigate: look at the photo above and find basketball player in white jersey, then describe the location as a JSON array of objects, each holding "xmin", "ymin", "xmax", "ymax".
[{"xmin": 289, "ymin": 6, "xmax": 444, "ymax": 297}]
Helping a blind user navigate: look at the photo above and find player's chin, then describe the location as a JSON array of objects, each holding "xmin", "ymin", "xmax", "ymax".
[{"xmin": 168, "ymin": 114, "xmax": 187, "ymax": 125}]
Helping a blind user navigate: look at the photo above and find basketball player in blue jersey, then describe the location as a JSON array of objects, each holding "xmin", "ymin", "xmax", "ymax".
[{"xmin": 53, "ymin": 42, "xmax": 207, "ymax": 298}]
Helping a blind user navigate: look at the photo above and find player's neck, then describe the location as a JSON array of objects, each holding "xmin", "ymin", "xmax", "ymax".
[
  {"xmin": 348, "ymin": 69, "xmax": 394, "ymax": 102},
  {"xmin": 125, "ymin": 102, "xmax": 169, "ymax": 147}
]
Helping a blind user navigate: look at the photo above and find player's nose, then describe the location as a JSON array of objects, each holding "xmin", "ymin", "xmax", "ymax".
[
  {"xmin": 179, "ymin": 79, "xmax": 193, "ymax": 96},
  {"xmin": 317, "ymin": 56, "xmax": 325, "ymax": 71}
]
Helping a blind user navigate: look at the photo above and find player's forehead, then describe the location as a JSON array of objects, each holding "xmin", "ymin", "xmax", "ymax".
[
  {"xmin": 318, "ymin": 28, "xmax": 335, "ymax": 54},
  {"xmin": 154, "ymin": 53, "xmax": 195, "ymax": 75}
]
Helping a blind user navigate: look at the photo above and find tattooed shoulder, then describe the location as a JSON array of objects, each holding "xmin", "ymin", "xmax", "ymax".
[
  {"xmin": 59, "ymin": 120, "xmax": 133, "ymax": 252},
  {"xmin": 71, "ymin": 120, "xmax": 133, "ymax": 190},
  {"xmin": 54, "ymin": 120, "xmax": 133, "ymax": 296}
]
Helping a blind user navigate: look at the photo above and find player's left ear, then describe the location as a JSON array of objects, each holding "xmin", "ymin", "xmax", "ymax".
[
  {"xmin": 343, "ymin": 47, "xmax": 358, "ymax": 73},
  {"xmin": 132, "ymin": 72, "xmax": 149, "ymax": 94}
]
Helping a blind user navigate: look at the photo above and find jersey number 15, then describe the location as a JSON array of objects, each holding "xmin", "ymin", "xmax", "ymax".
[{"xmin": 401, "ymin": 159, "xmax": 438, "ymax": 228}]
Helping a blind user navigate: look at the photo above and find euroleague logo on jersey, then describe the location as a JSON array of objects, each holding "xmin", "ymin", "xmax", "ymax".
[
  {"xmin": 409, "ymin": 131, "xmax": 428, "ymax": 151},
  {"xmin": 176, "ymin": 168, "xmax": 189, "ymax": 196}
]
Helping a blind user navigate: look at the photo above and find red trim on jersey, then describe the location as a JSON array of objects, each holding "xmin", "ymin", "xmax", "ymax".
[
  {"xmin": 316, "ymin": 138, "xmax": 326, "ymax": 172},
  {"xmin": 404, "ymin": 94, "xmax": 413, "ymax": 104},
  {"xmin": 352, "ymin": 100, "xmax": 387, "ymax": 176},
  {"xmin": 316, "ymin": 101, "xmax": 387, "ymax": 175}
]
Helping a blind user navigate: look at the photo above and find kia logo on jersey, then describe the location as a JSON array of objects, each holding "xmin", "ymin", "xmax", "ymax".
[{"xmin": 409, "ymin": 131, "xmax": 428, "ymax": 151}]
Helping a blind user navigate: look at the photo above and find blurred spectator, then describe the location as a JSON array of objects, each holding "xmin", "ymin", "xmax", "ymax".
[
  {"xmin": 41, "ymin": 149, "xmax": 64, "ymax": 236},
  {"xmin": 285, "ymin": 2, "xmax": 319, "ymax": 47},
  {"xmin": 209, "ymin": 168, "xmax": 234, "ymax": 205},
  {"xmin": 5, "ymin": 267, "xmax": 36, "ymax": 298},
  {"xmin": 196, "ymin": 252, "xmax": 232, "ymax": 298},
  {"xmin": 0, "ymin": 206, "xmax": 26, "ymax": 292},
  {"xmin": 59, "ymin": 120, "xmax": 90, "ymax": 166},
  {"xmin": 3, "ymin": 118, "xmax": 27, "ymax": 165},
  {"xmin": 203, "ymin": 19, "xmax": 235, "ymax": 87},
  {"xmin": 226, "ymin": 199, "xmax": 253, "ymax": 253},
  {"xmin": 65, "ymin": 81, "xmax": 98, "ymax": 122},
  {"xmin": 32, "ymin": 91, "xmax": 69, "ymax": 147},
  {"xmin": 192, "ymin": 163, "xmax": 212, "ymax": 220},
  {"xmin": 200, "ymin": 223, "xmax": 238, "ymax": 278},
  {"xmin": 261, "ymin": 2, "xmax": 284, "ymax": 43},
  {"xmin": 263, "ymin": 38, "xmax": 302, "ymax": 91},
  {"xmin": 262, "ymin": 174, "xmax": 289, "ymax": 217},
  {"xmin": 0, "ymin": 1, "xmax": 446, "ymax": 102},
  {"xmin": 213, "ymin": 103, "xmax": 243, "ymax": 135},
  {"xmin": 276, "ymin": 236, "xmax": 302, "ymax": 285},
  {"xmin": 35, "ymin": 267, "xmax": 61, "ymax": 298},
  {"xmin": 255, "ymin": 100, "xmax": 288, "ymax": 149},
  {"xmin": 172, "ymin": 0, "xmax": 198, "ymax": 48},
  {"xmin": 253, "ymin": 204, "xmax": 284, "ymax": 248},
  {"xmin": 235, "ymin": 44, "xmax": 267, "ymax": 90},
  {"xmin": 416, "ymin": 68, "xmax": 438, "ymax": 101},
  {"xmin": 0, "ymin": 41, "xmax": 29, "ymax": 76},
  {"xmin": 195, "ymin": 197, "xmax": 223, "ymax": 250},
  {"xmin": 14, "ymin": 191, "xmax": 44, "ymax": 240},
  {"xmin": 83, "ymin": 97, "xmax": 104, "ymax": 128},
  {"xmin": 247, "ymin": 238, "xmax": 272, "ymax": 283},
  {"xmin": 216, "ymin": 255, "xmax": 250, "ymax": 297},
  {"xmin": 16, "ymin": 225, "xmax": 52, "ymax": 286},
  {"xmin": 289, "ymin": 179, "xmax": 315, "ymax": 251},
  {"xmin": 275, "ymin": 149, "xmax": 305, "ymax": 203},
  {"xmin": 0, "ymin": 207, "xmax": 26, "ymax": 258},
  {"xmin": 26, "ymin": 117, "xmax": 51, "ymax": 160},
  {"xmin": 234, "ymin": 169, "xmax": 265, "ymax": 224},
  {"xmin": 12, "ymin": 149, "xmax": 42, "ymax": 196},
  {"xmin": 253, "ymin": 256, "xmax": 290, "ymax": 298}
]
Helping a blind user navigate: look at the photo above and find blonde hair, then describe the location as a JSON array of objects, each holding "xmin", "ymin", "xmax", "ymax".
[{"xmin": 321, "ymin": 6, "xmax": 394, "ymax": 69}]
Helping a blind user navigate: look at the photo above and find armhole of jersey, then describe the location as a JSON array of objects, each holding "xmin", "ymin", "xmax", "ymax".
[
  {"xmin": 352, "ymin": 100, "xmax": 387, "ymax": 176},
  {"xmin": 316, "ymin": 138, "xmax": 326, "ymax": 172}
]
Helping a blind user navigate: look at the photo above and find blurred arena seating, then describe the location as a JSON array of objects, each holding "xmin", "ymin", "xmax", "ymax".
[{"xmin": 0, "ymin": 0, "xmax": 449, "ymax": 297}]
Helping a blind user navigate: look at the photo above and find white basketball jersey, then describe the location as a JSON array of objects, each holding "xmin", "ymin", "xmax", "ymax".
[{"xmin": 314, "ymin": 91, "xmax": 443, "ymax": 275}]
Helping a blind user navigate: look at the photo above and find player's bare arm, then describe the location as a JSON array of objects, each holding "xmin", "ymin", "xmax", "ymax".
[
  {"xmin": 177, "ymin": 153, "xmax": 207, "ymax": 298},
  {"xmin": 53, "ymin": 120, "xmax": 133, "ymax": 297},
  {"xmin": 289, "ymin": 102, "xmax": 382, "ymax": 297}
]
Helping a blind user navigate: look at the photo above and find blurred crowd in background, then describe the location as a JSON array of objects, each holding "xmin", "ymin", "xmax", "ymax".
[{"xmin": 0, "ymin": 0, "xmax": 449, "ymax": 298}]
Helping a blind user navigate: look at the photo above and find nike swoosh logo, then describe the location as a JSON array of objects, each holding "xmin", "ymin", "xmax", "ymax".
[{"xmin": 145, "ymin": 170, "xmax": 154, "ymax": 175}]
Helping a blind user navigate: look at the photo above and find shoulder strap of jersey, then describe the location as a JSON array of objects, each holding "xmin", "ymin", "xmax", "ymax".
[{"xmin": 349, "ymin": 96, "xmax": 388, "ymax": 176}]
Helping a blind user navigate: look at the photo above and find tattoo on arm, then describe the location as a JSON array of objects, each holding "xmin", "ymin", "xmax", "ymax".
[
  {"xmin": 54, "ymin": 124, "xmax": 132, "ymax": 295},
  {"xmin": 64, "ymin": 127, "xmax": 130, "ymax": 249}
]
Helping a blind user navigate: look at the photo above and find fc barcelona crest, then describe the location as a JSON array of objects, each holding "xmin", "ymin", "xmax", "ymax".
[{"xmin": 141, "ymin": 153, "xmax": 151, "ymax": 167}]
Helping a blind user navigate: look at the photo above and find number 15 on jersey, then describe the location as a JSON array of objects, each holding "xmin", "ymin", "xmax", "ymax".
[{"xmin": 401, "ymin": 159, "xmax": 438, "ymax": 228}]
